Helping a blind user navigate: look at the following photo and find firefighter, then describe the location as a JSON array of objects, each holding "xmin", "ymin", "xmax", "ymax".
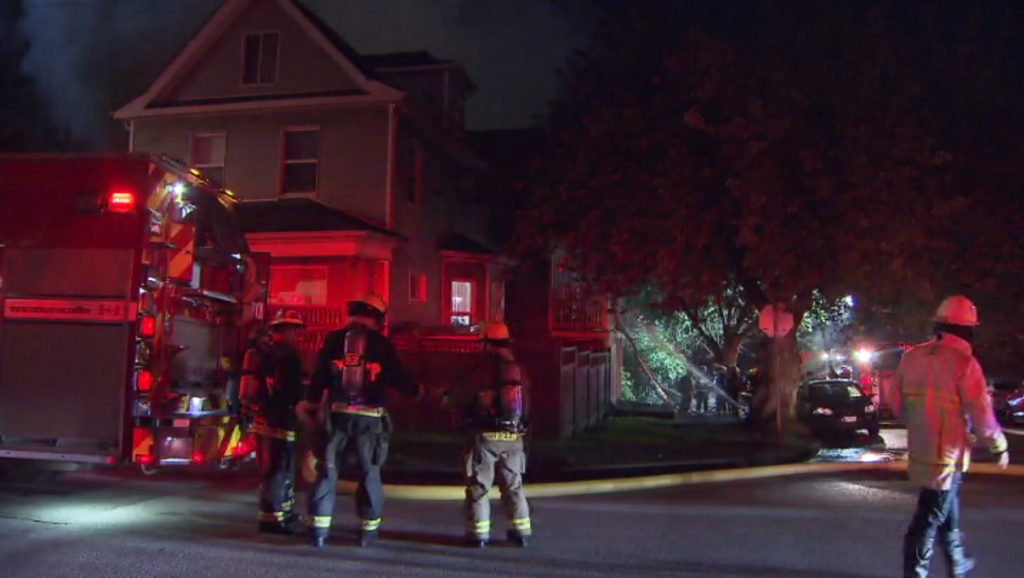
[
  {"xmin": 239, "ymin": 309, "xmax": 306, "ymax": 535},
  {"xmin": 893, "ymin": 296, "xmax": 1009, "ymax": 578},
  {"xmin": 453, "ymin": 322, "xmax": 532, "ymax": 549},
  {"xmin": 299, "ymin": 294, "xmax": 423, "ymax": 549}
]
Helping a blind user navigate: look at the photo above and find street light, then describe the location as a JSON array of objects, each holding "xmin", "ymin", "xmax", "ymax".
[{"xmin": 844, "ymin": 295, "xmax": 855, "ymax": 307}]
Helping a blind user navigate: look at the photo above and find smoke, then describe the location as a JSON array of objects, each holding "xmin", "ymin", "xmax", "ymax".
[{"xmin": 20, "ymin": 0, "xmax": 592, "ymax": 149}]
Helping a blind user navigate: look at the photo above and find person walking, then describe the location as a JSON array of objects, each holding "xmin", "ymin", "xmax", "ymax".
[{"xmin": 894, "ymin": 296, "xmax": 1009, "ymax": 578}]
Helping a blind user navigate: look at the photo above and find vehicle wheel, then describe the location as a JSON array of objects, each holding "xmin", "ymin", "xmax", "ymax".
[{"xmin": 140, "ymin": 463, "xmax": 161, "ymax": 476}]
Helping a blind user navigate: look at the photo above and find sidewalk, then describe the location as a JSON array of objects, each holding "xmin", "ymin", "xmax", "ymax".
[{"xmin": 356, "ymin": 416, "xmax": 816, "ymax": 485}]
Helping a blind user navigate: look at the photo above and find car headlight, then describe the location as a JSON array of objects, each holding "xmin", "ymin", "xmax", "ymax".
[{"xmin": 813, "ymin": 407, "xmax": 834, "ymax": 416}]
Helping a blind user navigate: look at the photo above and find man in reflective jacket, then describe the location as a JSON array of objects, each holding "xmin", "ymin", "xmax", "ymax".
[
  {"xmin": 449, "ymin": 322, "xmax": 532, "ymax": 548},
  {"xmin": 298, "ymin": 294, "xmax": 423, "ymax": 549},
  {"xmin": 240, "ymin": 309, "xmax": 306, "ymax": 534},
  {"xmin": 893, "ymin": 296, "xmax": 1009, "ymax": 578}
]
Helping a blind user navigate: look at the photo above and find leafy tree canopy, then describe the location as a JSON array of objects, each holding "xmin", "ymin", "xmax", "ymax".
[{"xmin": 520, "ymin": 1, "xmax": 1024, "ymax": 362}]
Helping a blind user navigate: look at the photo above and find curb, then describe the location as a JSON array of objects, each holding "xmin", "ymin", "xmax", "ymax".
[{"xmin": 335, "ymin": 461, "xmax": 1024, "ymax": 500}]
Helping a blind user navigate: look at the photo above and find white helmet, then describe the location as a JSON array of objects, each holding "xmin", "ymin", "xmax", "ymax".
[{"xmin": 934, "ymin": 295, "xmax": 979, "ymax": 327}]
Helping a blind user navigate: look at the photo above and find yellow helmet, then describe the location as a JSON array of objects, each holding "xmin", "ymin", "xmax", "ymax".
[
  {"xmin": 480, "ymin": 321, "xmax": 512, "ymax": 342},
  {"xmin": 347, "ymin": 294, "xmax": 388, "ymax": 317},
  {"xmin": 934, "ymin": 295, "xmax": 979, "ymax": 327},
  {"xmin": 269, "ymin": 308, "xmax": 305, "ymax": 328}
]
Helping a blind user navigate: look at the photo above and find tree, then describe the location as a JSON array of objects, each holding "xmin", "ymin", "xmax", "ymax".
[
  {"xmin": 519, "ymin": 1, "xmax": 1024, "ymax": 434},
  {"xmin": 0, "ymin": 0, "xmax": 76, "ymax": 152}
]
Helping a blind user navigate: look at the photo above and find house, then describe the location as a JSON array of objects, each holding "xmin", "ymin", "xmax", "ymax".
[{"xmin": 112, "ymin": 0, "xmax": 506, "ymax": 367}]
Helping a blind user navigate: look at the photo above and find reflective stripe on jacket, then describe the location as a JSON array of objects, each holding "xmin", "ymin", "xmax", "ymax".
[{"xmin": 893, "ymin": 333, "xmax": 1008, "ymax": 490}]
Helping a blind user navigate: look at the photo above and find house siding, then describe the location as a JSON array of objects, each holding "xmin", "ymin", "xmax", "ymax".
[
  {"xmin": 132, "ymin": 106, "xmax": 390, "ymax": 225},
  {"xmin": 159, "ymin": 0, "xmax": 361, "ymax": 104}
]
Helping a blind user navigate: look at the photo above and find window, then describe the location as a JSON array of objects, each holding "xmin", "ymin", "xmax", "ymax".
[
  {"xmin": 450, "ymin": 280, "xmax": 473, "ymax": 326},
  {"xmin": 189, "ymin": 133, "xmax": 226, "ymax": 184},
  {"xmin": 281, "ymin": 128, "xmax": 319, "ymax": 194},
  {"xmin": 242, "ymin": 32, "xmax": 279, "ymax": 85},
  {"xmin": 409, "ymin": 272, "xmax": 427, "ymax": 302},
  {"xmin": 406, "ymin": 140, "xmax": 422, "ymax": 204},
  {"xmin": 268, "ymin": 266, "xmax": 327, "ymax": 305}
]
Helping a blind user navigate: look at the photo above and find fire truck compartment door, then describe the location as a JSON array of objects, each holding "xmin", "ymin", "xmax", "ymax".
[{"xmin": 0, "ymin": 248, "xmax": 133, "ymax": 461}]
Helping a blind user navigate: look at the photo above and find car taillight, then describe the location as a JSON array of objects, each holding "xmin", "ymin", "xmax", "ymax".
[{"xmin": 108, "ymin": 191, "xmax": 136, "ymax": 213}]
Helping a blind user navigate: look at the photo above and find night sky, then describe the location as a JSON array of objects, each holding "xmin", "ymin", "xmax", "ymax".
[{"xmin": 20, "ymin": 0, "xmax": 596, "ymax": 148}]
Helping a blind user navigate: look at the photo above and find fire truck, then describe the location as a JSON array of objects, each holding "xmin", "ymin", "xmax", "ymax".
[{"xmin": 0, "ymin": 153, "xmax": 269, "ymax": 473}]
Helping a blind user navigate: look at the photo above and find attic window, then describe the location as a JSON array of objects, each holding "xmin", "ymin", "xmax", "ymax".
[{"xmin": 243, "ymin": 32, "xmax": 279, "ymax": 85}]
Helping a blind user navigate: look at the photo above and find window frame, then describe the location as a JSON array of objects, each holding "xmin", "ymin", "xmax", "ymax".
[
  {"xmin": 241, "ymin": 31, "xmax": 281, "ymax": 86},
  {"xmin": 267, "ymin": 265, "xmax": 329, "ymax": 306},
  {"xmin": 409, "ymin": 271, "xmax": 427, "ymax": 303},
  {"xmin": 449, "ymin": 278, "xmax": 475, "ymax": 326},
  {"xmin": 189, "ymin": 132, "xmax": 227, "ymax": 184},
  {"xmin": 279, "ymin": 126, "xmax": 321, "ymax": 196}
]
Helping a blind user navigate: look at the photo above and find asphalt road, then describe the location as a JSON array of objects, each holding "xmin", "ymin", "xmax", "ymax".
[{"xmin": 1, "ymin": 434, "xmax": 1022, "ymax": 578}]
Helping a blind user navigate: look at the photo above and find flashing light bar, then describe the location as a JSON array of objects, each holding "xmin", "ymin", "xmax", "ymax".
[{"xmin": 139, "ymin": 315, "xmax": 156, "ymax": 338}]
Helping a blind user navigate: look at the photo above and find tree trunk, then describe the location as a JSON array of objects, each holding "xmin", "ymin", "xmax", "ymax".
[{"xmin": 752, "ymin": 331, "xmax": 804, "ymax": 440}]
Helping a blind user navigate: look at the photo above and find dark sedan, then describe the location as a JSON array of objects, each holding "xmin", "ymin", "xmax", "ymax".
[
  {"xmin": 797, "ymin": 379, "xmax": 880, "ymax": 439},
  {"xmin": 989, "ymin": 379, "xmax": 1024, "ymax": 426}
]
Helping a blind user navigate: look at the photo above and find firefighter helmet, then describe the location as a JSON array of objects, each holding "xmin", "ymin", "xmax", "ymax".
[
  {"xmin": 480, "ymin": 321, "xmax": 512, "ymax": 342},
  {"xmin": 347, "ymin": 294, "xmax": 387, "ymax": 319},
  {"xmin": 269, "ymin": 308, "xmax": 305, "ymax": 328},
  {"xmin": 934, "ymin": 295, "xmax": 979, "ymax": 326}
]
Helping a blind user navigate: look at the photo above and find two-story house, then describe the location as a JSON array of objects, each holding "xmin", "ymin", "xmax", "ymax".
[{"xmin": 113, "ymin": 0, "xmax": 505, "ymax": 365}]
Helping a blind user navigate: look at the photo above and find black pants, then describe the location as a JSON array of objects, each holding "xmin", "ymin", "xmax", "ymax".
[
  {"xmin": 256, "ymin": 434, "xmax": 296, "ymax": 525},
  {"xmin": 307, "ymin": 413, "xmax": 392, "ymax": 538},
  {"xmin": 904, "ymin": 472, "xmax": 968, "ymax": 578}
]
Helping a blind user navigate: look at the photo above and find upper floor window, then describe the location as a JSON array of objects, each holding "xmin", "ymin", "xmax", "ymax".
[
  {"xmin": 281, "ymin": 128, "xmax": 319, "ymax": 194},
  {"xmin": 243, "ymin": 32, "xmax": 280, "ymax": 85},
  {"xmin": 406, "ymin": 140, "xmax": 423, "ymax": 204},
  {"xmin": 189, "ymin": 132, "xmax": 226, "ymax": 184},
  {"xmin": 409, "ymin": 272, "xmax": 427, "ymax": 302}
]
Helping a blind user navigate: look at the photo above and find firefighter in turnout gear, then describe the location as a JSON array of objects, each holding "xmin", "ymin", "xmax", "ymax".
[
  {"xmin": 299, "ymin": 295, "xmax": 423, "ymax": 549},
  {"xmin": 893, "ymin": 296, "xmax": 1009, "ymax": 578},
  {"xmin": 239, "ymin": 309, "xmax": 306, "ymax": 535},
  {"xmin": 455, "ymin": 322, "xmax": 532, "ymax": 548}
]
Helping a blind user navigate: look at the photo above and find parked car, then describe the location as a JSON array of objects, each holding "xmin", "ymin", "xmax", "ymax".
[
  {"xmin": 797, "ymin": 379, "xmax": 881, "ymax": 439},
  {"xmin": 988, "ymin": 379, "xmax": 1024, "ymax": 425}
]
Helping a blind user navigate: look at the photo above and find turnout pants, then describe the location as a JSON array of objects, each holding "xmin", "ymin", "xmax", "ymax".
[
  {"xmin": 904, "ymin": 472, "xmax": 972, "ymax": 578},
  {"xmin": 254, "ymin": 427, "xmax": 297, "ymax": 526},
  {"xmin": 464, "ymin": 432, "xmax": 532, "ymax": 539},
  {"xmin": 308, "ymin": 412, "xmax": 392, "ymax": 538}
]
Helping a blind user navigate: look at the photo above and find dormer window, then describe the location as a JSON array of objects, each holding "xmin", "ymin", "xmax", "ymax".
[{"xmin": 242, "ymin": 32, "xmax": 279, "ymax": 85}]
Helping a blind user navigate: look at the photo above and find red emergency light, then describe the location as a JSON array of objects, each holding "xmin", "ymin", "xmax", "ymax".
[
  {"xmin": 191, "ymin": 452, "xmax": 204, "ymax": 464},
  {"xmin": 139, "ymin": 315, "xmax": 156, "ymax": 338},
  {"xmin": 108, "ymin": 190, "xmax": 136, "ymax": 213},
  {"xmin": 136, "ymin": 369, "xmax": 154, "ymax": 392}
]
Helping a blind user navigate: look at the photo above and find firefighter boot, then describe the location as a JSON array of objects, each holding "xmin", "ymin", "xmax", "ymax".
[
  {"xmin": 507, "ymin": 530, "xmax": 529, "ymax": 548},
  {"xmin": 465, "ymin": 534, "xmax": 488, "ymax": 548},
  {"xmin": 942, "ymin": 530, "xmax": 976, "ymax": 578},
  {"xmin": 358, "ymin": 530, "xmax": 378, "ymax": 548},
  {"xmin": 903, "ymin": 532, "xmax": 935, "ymax": 578},
  {"xmin": 310, "ymin": 535, "xmax": 325, "ymax": 549},
  {"xmin": 258, "ymin": 519, "xmax": 296, "ymax": 536}
]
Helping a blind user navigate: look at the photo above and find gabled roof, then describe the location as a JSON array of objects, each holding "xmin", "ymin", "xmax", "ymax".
[
  {"xmin": 364, "ymin": 51, "xmax": 455, "ymax": 69},
  {"xmin": 236, "ymin": 197, "xmax": 397, "ymax": 236},
  {"xmin": 112, "ymin": 0, "xmax": 402, "ymax": 120},
  {"xmin": 438, "ymin": 233, "xmax": 497, "ymax": 256}
]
